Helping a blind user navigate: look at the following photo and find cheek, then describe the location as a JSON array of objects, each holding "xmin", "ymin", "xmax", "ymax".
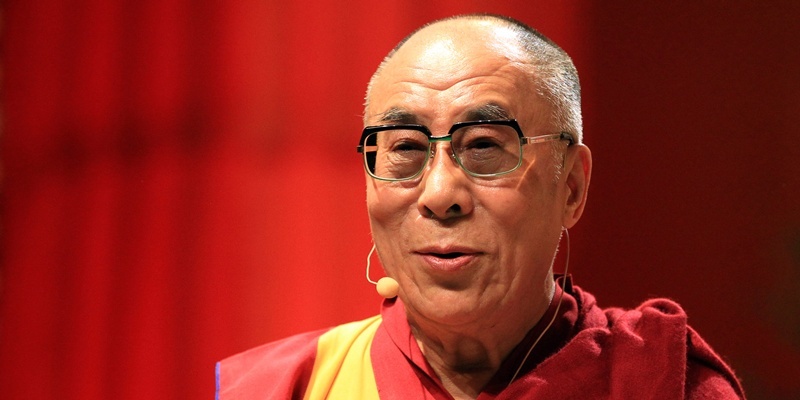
[
  {"xmin": 366, "ymin": 185, "xmax": 418, "ymax": 276},
  {"xmin": 366, "ymin": 184, "xmax": 416, "ymax": 236},
  {"xmin": 481, "ymin": 196, "xmax": 535, "ymax": 241},
  {"xmin": 477, "ymin": 175, "xmax": 559, "ymax": 240}
]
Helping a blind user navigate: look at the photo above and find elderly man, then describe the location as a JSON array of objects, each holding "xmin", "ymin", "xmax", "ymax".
[{"xmin": 216, "ymin": 14, "xmax": 745, "ymax": 399}]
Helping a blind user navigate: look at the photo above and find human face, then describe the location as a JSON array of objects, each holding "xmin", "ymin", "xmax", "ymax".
[{"xmin": 365, "ymin": 22, "xmax": 571, "ymax": 328}]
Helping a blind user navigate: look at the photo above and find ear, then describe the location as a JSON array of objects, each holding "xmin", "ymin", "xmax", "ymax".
[{"xmin": 561, "ymin": 144, "xmax": 592, "ymax": 229}]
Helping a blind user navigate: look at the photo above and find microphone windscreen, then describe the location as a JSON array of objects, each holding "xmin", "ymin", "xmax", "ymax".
[{"xmin": 376, "ymin": 277, "xmax": 399, "ymax": 299}]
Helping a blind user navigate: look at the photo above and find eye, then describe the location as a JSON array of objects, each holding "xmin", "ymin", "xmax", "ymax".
[
  {"xmin": 457, "ymin": 125, "xmax": 508, "ymax": 151},
  {"xmin": 464, "ymin": 136, "xmax": 503, "ymax": 150},
  {"xmin": 392, "ymin": 138, "xmax": 428, "ymax": 152},
  {"xmin": 380, "ymin": 129, "xmax": 428, "ymax": 153}
]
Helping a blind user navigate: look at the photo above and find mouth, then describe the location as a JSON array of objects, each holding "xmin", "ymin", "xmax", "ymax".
[
  {"xmin": 434, "ymin": 252, "xmax": 467, "ymax": 259},
  {"xmin": 415, "ymin": 248, "xmax": 480, "ymax": 272}
]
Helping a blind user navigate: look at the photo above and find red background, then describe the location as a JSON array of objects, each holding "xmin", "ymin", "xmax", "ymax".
[{"xmin": 2, "ymin": 1, "xmax": 798, "ymax": 399}]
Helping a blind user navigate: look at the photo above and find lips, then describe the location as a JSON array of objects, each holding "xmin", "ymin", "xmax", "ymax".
[{"xmin": 415, "ymin": 246, "xmax": 480, "ymax": 272}]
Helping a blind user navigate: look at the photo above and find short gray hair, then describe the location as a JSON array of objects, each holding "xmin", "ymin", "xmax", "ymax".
[{"xmin": 364, "ymin": 14, "xmax": 583, "ymax": 144}]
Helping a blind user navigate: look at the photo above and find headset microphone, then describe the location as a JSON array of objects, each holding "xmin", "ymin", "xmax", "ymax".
[{"xmin": 366, "ymin": 245, "xmax": 399, "ymax": 298}]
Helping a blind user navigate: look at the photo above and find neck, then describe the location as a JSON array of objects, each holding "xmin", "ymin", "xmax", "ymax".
[{"xmin": 408, "ymin": 284, "xmax": 554, "ymax": 399}]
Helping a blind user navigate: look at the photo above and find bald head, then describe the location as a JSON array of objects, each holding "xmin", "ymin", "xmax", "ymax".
[{"xmin": 364, "ymin": 14, "xmax": 583, "ymax": 142}]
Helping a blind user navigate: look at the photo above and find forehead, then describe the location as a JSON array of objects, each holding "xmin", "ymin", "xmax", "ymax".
[{"xmin": 367, "ymin": 21, "xmax": 545, "ymax": 126}]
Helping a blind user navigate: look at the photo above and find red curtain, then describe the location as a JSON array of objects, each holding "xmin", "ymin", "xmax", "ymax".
[{"xmin": 1, "ymin": 1, "xmax": 798, "ymax": 399}]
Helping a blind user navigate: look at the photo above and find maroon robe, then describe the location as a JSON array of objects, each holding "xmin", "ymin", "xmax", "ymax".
[{"xmin": 217, "ymin": 277, "xmax": 745, "ymax": 399}]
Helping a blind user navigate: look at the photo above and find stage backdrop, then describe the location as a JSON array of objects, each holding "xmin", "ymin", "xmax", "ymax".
[{"xmin": 1, "ymin": 1, "xmax": 798, "ymax": 399}]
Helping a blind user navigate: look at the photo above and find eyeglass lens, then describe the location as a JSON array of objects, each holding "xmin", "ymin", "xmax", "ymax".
[{"xmin": 363, "ymin": 124, "xmax": 522, "ymax": 180}]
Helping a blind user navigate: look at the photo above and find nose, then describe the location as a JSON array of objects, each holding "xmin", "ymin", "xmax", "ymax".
[{"xmin": 417, "ymin": 143, "xmax": 474, "ymax": 220}]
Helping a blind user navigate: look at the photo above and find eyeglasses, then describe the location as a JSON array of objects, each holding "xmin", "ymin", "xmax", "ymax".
[{"xmin": 356, "ymin": 119, "xmax": 574, "ymax": 181}]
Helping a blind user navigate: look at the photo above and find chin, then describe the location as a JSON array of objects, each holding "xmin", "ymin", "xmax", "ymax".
[{"xmin": 407, "ymin": 286, "xmax": 497, "ymax": 327}]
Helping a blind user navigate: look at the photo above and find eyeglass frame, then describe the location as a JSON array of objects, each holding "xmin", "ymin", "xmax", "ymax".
[{"xmin": 356, "ymin": 119, "xmax": 575, "ymax": 181}]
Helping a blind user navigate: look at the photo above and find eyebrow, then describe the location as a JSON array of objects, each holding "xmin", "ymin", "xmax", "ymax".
[
  {"xmin": 376, "ymin": 108, "xmax": 419, "ymax": 124},
  {"xmin": 464, "ymin": 103, "xmax": 512, "ymax": 121},
  {"xmin": 374, "ymin": 103, "xmax": 512, "ymax": 125}
]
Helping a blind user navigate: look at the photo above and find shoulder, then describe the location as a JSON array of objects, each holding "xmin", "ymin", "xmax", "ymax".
[
  {"xmin": 216, "ymin": 315, "xmax": 384, "ymax": 400},
  {"xmin": 572, "ymin": 289, "xmax": 745, "ymax": 398},
  {"xmin": 603, "ymin": 297, "xmax": 689, "ymax": 347},
  {"xmin": 216, "ymin": 328, "xmax": 329, "ymax": 400},
  {"xmin": 684, "ymin": 325, "xmax": 746, "ymax": 399},
  {"xmin": 571, "ymin": 286, "xmax": 691, "ymax": 345}
]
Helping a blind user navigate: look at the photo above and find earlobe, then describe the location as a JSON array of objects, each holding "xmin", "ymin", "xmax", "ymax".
[{"xmin": 562, "ymin": 144, "xmax": 592, "ymax": 229}]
